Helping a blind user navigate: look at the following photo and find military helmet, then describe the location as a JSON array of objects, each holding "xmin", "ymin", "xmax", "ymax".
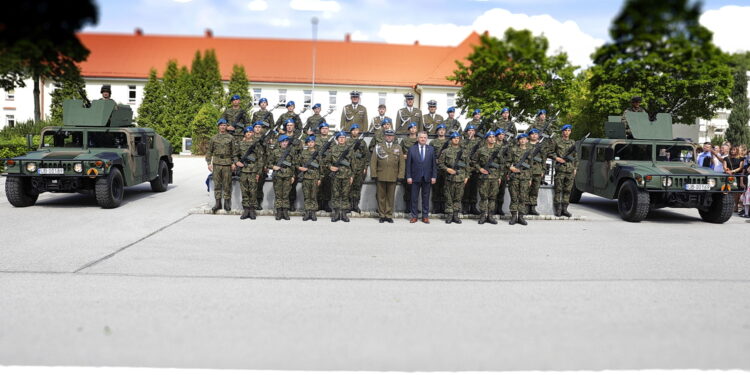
[
  {"xmin": 631, "ymin": 96, "xmax": 642, "ymax": 103},
  {"xmin": 100, "ymin": 84, "xmax": 111, "ymax": 93}
]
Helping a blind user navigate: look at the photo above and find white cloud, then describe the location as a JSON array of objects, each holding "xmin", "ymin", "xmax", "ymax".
[
  {"xmin": 289, "ymin": 0, "xmax": 341, "ymax": 12},
  {"xmin": 700, "ymin": 5, "xmax": 750, "ymax": 53},
  {"xmin": 247, "ymin": 0, "xmax": 268, "ymax": 11},
  {"xmin": 378, "ymin": 8, "xmax": 604, "ymax": 68},
  {"xmin": 350, "ymin": 30, "xmax": 369, "ymax": 41},
  {"xmin": 269, "ymin": 18, "xmax": 291, "ymax": 27}
]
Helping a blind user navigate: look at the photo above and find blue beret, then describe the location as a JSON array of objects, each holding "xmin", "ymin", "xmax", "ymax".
[
  {"xmin": 448, "ymin": 132, "xmax": 461, "ymax": 139},
  {"xmin": 278, "ymin": 135, "xmax": 290, "ymax": 142},
  {"xmin": 335, "ymin": 131, "xmax": 347, "ymax": 138},
  {"xmin": 286, "ymin": 101, "xmax": 295, "ymax": 107},
  {"xmin": 517, "ymin": 133, "xmax": 528, "ymax": 139},
  {"xmin": 305, "ymin": 135, "xmax": 316, "ymax": 143},
  {"xmin": 528, "ymin": 128, "xmax": 540, "ymax": 134},
  {"xmin": 501, "ymin": 107, "xmax": 509, "ymax": 113},
  {"xmin": 408, "ymin": 122, "xmax": 417, "ymax": 129},
  {"xmin": 318, "ymin": 122, "xmax": 329, "ymax": 128},
  {"xmin": 436, "ymin": 123, "xmax": 446, "ymax": 130},
  {"xmin": 495, "ymin": 128, "xmax": 505, "ymax": 134},
  {"xmin": 381, "ymin": 118, "xmax": 392, "ymax": 124},
  {"xmin": 217, "ymin": 118, "xmax": 228, "ymax": 125},
  {"xmin": 253, "ymin": 121, "xmax": 264, "ymax": 127},
  {"xmin": 465, "ymin": 125, "xmax": 476, "ymax": 131},
  {"xmin": 447, "ymin": 107, "xmax": 455, "ymax": 113},
  {"xmin": 259, "ymin": 98, "xmax": 268, "ymax": 104},
  {"xmin": 231, "ymin": 94, "xmax": 241, "ymax": 101},
  {"xmin": 473, "ymin": 109, "xmax": 481, "ymax": 115},
  {"xmin": 244, "ymin": 126, "xmax": 254, "ymax": 133},
  {"xmin": 537, "ymin": 109, "xmax": 547, "ymax": 115},
  {"xmin": 484, "ymin": 130, "xmax": 495, "ymax": 138},
  {"xmin": 312, "ymin": 103, "xmax": 321, "ymax": 109},
  {"xmin": 561, "ymin": 124, "xmax": 572, "ymax": 131},
  {"xmin": 350, "ymin": 124, "xmax": 360, "ymax": 130},
  {"xmin": 285, "ymin": 118, "xmax": 295, "ymax": 125}
]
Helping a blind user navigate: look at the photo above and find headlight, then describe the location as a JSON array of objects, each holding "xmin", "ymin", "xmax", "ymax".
[
  {"xmin": 661, "ymin": 177, "xmax": 672, "ymax": 187},
  {"xmin": 707, "ymin": 178, "xmax": 716, "ymax": 187},
  {"xmin": 73, "ymin": 163, "xmax": 83, "ymax": 173},
  {"xmin": 26, "ymin": 162, "xmax": 37, "ymax": 172}
]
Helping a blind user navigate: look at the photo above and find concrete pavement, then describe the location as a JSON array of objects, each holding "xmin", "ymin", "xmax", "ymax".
[{"xmin": 1, "ymin": 156, "xmax": 749, "ymax": 371}]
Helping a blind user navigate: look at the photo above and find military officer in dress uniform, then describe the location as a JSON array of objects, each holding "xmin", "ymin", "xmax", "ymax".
[
  {"xmin": 444, "ymin": 107, "xmax": 462, "ymax": 134},
  {"xmin": 370, "ymin": 129, "xmax": 405, "ymax": 223},
  {"xmin": 395, "ymin": 93, "xmax": 423, "ymax": 135},
  {"xmin": 340, "ymin": 91, "xmax": 368, "ymax": 133},
  {"xmin": 438, "ymin": 132, "xmax": 469, "ymax": 224},
  {"xmin": 370, "ymin": 104, "xmax": 392, "ymax": 133},
  {"xmin": 206, "ymin": 118, "xmax": 237, "ymax": 214},
  {"xmin": 235, "ymin": 125, "xmax": 264, "ymax": 220},
  {"xmin": 423, "ymin": 100, "xmax": 444, "ymax": 135}
]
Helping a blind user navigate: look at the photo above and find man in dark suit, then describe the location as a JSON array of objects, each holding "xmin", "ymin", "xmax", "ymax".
[{"xmin": 406, "ymin": 131, "xmax": 437, "ymax": 223}]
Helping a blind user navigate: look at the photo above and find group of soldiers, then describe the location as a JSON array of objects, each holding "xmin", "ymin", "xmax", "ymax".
[{"xmin": 205, "ymin": 91, "xmax": 580, "ymax": 224}]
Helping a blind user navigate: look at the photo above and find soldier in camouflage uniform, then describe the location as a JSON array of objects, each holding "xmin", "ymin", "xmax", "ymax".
[
  {"xmin": 251, "ymin": 98, "xmax": 275, "ymax": 130},
  {"xmin": 422, "ymin": 100, "xmax": 444, "ymax": 135},
  {"xmin": 438, "ymin": 132, "xmax": 469, "ymax": 224},
  {"xmin": 206, "ymin": 118, "xmax": 237, "ymax": 214},
  {"xmin": 235, "ymin": 125, "xmax": 264, "ymax": 220},
  {"xmin": 430, "ymin": 124, "xmax": 449, "ymax": 214},
  {"xmin": 369, "ymin": 104, "xmax": 392, "ymax": 133},
  {"xmin": 340, "ymin": 91, "xmax": 368, "ymax": 133},
  {"xmin": 297, "ymin": 135, "xmax": 322, "ymax": 221},
  {"xmin": 222, "ymin": 94, "xmax": 249, "ymax": 143},
  {"xmin": 465, "ymin": 109, "xmax": 485, "ymax": 134},
  {"xmin": 325, "ymin": 131, "xmax": 354, "ymax": 222},
  {"xmin": 461, "ymin": 124, "xmax": 482, "ymax": 215},
  {"xmin": 282, "ymin": 118, "xmax": 304, "ymax": 211},
  {"xmin": 494, "ymin": 107, "xmax": 517, "ymax": 137},
  {"xmin": 303, "ymin": 103, "xmax": 323, "ymax": 136},
  {"xmin": 370, "ymin": 129, "xmax": 404, "ymax": 223},
  {"xmin": 372, "ymin": 118, "xmax": 393, "ymax": 149},
  {"xmin": 275, "ymin": 101, "xmax": 302, "ymax": 134},
  {"xmin": 526, "ymin": 127, "xmax": 550, "ymax": 216},
  {"xmin": 315, "ymin": 122, "xmax": 334, "ymax": 212},
  {"xmin": 507, "ymin": 133, "xmax": 531, "ymax": 225},
  {"xmin": 400, "ymin": 122, "xmax": 419, "ymax": 212},
  {"xmin": 346, "ymin": 124, "xmax": 370, "ymax": 214},
  {"xmin": 395, "ymin": 93, "xmax": 423, "ymax": 135},
  {"xmin": 551, "ymin": 124, "xmax": 577, "ymax": 217},
  {"xmin": 622, "ymin": 96, "xmax": 645, "ymax": 139},
  {"xmin": 494, "ymin": 128, "xmax": 510, "ymax": 216},
  {"xmin": 473, "ymin": 130, "xmax": 506, "ymax": 224},
  {"xmin": 254, "ymin": 120, "xmax": 275, "ymax": 210},
  {"xmin": 444, "ymin": 107, "xmax": 462, "ymax": 135},
  {"xmin": 267, "ymin": 134, "xmax": 297, "ymax": 220}
]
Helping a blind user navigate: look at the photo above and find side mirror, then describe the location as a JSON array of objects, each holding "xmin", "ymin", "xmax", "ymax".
[
  {"xmin": 26, "ymin": 134, "xmax": 34, "ymax": 149},
  {"xmin": 137, "ymin": 142, "xmax": 147, "ymax": 156},
  {"xmin": 604, "ymin": 148, "xmax": 615, "ymax": 161}
]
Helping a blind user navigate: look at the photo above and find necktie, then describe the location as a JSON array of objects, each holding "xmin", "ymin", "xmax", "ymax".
[{"xmin": 420, "ymin": 146, "xmax": 424, "ymax": 161}]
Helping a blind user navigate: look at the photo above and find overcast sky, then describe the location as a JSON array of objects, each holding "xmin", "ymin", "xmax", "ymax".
[{"xmin": 83, "ymin": 0, "xmax": 750, "ymax": 68}]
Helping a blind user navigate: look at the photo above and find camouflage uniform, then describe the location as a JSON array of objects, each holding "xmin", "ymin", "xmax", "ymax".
[
  {"xmin": 495, "ymin": 137, "xmax": 512, "ymax": 214},
  {"xmin": 251, "ymin": 109, "xmax": 275, "ymax": 128},
  {"xmin": 275, "ymin": 111, "xmax": 302, "ymax": 133},
  {"xmin": 236, "ymin": 138, "xmax": 264, "ymax": 211},
  {"xmin": 495, "ymin": 118, "xmax": 516, "ymax": 137},
  {"xmin": 527, "ymin": 139, "xmax": 552, "ymax": 212},
  {"xmin": 297, "ymin": 147, "xmax": 322, "ymax": 211},
  {"xmin": 340, "ymin": 104, "xmax": 368, "ymax": 132},
  {"xmin": 395, "ymin": 107, "xmax": 423, "ymax": 135},
  {"xmin": 303, "ymin": 113, "xmax": 324, "ymax": 135},
  {"xmin": 461, "ymin": 135, "xmax": 483, "ymax": 212},
  {"xmin": 347, "ymin": 136, "xmax": 370, "ymax": 212},
  {"xmin": 369, "ymin": 115, "xmax": 392, "ymax": 134},
  {"xmin": 286, "ymin": 137, "xmax": 305, "ymax": 210},
  {"xmin": 206, "ymin": 133, "xmax": 236, "ymax": 200},
  {"xmin": 508, "ymin": 145, "xmax": 532, "ymax": 214},
  {"xmin": 255, "ymin": 128, "xmax": 276, "ymax": 209},
  {"xmin": 325, "ymin": 142, "xmax": 353, "ymax": 216},
  {"xmin": 430, "ymin": 137, "xmax": 449, "ymax": 212},
  {"xmin": 422, "ymin": 113, "xmax": 444, "ymax": 135},
  {"xmin": 438, "ymin": 143, "xmax": 469, "ymax": 221},
  {"xmin": 473, "ymin": 144, "xmax": 506, "ymax": 218},
  {"xmin": 466, "ymin": 118, "xmax": 484, "ymax": 134},
  {"xmin": 400, "ymin": 136, "xmax": 418, "ymax": 211},
  {"xmin": 266, "ymin": 146, "xmax": 296, "ymax": 211},
  {"xmin": 445, "ymin": 118, "xmax": 462, "ymax": 134},
  {"xmin": 222, "ymin": 107, "xmax": 248, "ymax": 142},
  {"xmin": 551, "ymin": 136, "xmax": 577, "ymax": 206},
  {"xmin": 316, "ymin": 133, "xmax": 334, "ymax": 210}
]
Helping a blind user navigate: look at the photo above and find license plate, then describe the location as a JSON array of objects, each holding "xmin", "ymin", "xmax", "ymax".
[
  {"xmin": 685, "ymin": 184, "xmax": 710, "ymax": 190},
  {"xmin": 38, "ymin": 168, "xmax": 64, "ymax": 175}
]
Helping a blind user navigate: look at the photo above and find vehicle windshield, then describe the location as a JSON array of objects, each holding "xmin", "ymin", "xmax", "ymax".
[
  {"xmin": 655, "ymin": 144, "xmax": 695, "ymax": 162},
  {"xmin": 88, "ymin": 131, "xmax": 128, "ymax": 148},
  {"xmin": 614, "ymin": 143, "xmax": 652, "ymax": 161},
  {"xmin": 42, "ymin": 130, "xmax": 84, "ymax": 148}
]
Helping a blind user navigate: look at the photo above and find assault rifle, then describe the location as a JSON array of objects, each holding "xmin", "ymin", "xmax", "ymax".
[
  {"xmin": 451, "ymin": 147, "xmax": 467, "ymax": 172},
  {"xmin": 479, "ymin": 146, "xmax": 504, "ymax": 180},
  {"xmin": 329, "ymin": 132, "xmax": 365, "ymax": 178},
  {"xmin": 556, "ymin": 132, "xmax": 590, "ymax": 165},
  {"xmin": 302, "ymin": 106, "xmax": 335, "ymax": 135},
  {"xmin": 239, "ymin": 125, "xmax": 274, "ymax": 165},
  {"xmin": 297, "ymin": 135, "xmax": 335, "ymax": 180},
  {"xmin": 269, "ymin": 142, "xmax": 295, "ymax": 179}
]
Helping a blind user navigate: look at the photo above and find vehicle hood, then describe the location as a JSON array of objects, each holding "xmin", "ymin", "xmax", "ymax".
[
  {"xmin": 17, "ymin": 150, "xmax": 123, "ymax": 161},
  {"xmin": 615, "ymin": 161, "xmax": 727, "ymax": 176}
]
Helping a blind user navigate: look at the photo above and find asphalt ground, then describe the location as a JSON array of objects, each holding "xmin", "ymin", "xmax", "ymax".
[{"xmin": 1, "ymin": 156, "xmax": 749, "ymax": 371}]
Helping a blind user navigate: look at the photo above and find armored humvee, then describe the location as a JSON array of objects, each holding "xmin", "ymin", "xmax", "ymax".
[
  {"xmin": 3, "ymin": 99, "xmax": 173, "ymax": 208},
  {"xmin": 569, "ymin": 112, "xmax": 738, "ymax": 223}
]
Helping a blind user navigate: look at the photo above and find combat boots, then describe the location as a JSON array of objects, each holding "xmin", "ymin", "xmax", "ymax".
[
  {"xmin": 275, "ymin": 209, "xmax": 282, "ymax": 220},
  {"xmin": 211, "ymin": 199, "xmax": 222, "ymax": 214},
  {"xmin": 302, "ymin": 210, "xmax": 309, "ymax": 221},
  {"xmin": 554, "ymin": 203, "xmax": 562, "ymax": 217},
  {"xmin": 282, "ymin": 208, "xmax": 290, "ymax": 221},
  {"xmin": 223, "ymin": 199, "xmax": 232, "ymax": 213},
  {"xmin": 445, "ymin": 212, "xmax": 452, "ymax": 224},
  {"xmin": 517, "ymin": 213, "xmax": 528, "ymax": 225},
  {"xmin": 248, "ymin": 208, "xmax": 256, "ymax": 220},
  {"xmin": 496, "ymin": 206, "xmax": 505, "ymax": 216},
  {"xmin": 453, "ymin": 211, "xmax": 462, "ymax": 224},
  {"xmin": 561, "ymin": 204, "xmax": 572, "ymax": 218},
  {"xmin": 331, "ymin": 208, "xmax": 339, "ymax": 222},
  {"xmin": 352, "ymin": 198, "xmax": 361, "ymax": 214},
  {"xmin": 311, "ymin": 210, "xmax": 318, "ymax": 221},
  {"xmin": 341, "ymin": 209, "xmax": 350, "ymax": 222},
  {"xmin": 509, "ymin": 211, "xmax": 518, "ymax": 225},
  {"xmin": 240, "ymin": 207, "xmax": 251, "ymax": 220},
  {"xmin": 469, "ymin": 204, "xmax": 481, "ymax": 215},
  {"xmin": 527, "ymin": 205, "xmax": 539, "ymax": 216},
  {"xmin": 323, "ymin": 200, "xmax": 332, "ymax": 212},
  {"xmin": 487, "ymin": 213, "xmax": 498, "ymax": 225},
  {"xmin": 478, "ymin": 212, "xmax": 487, "ymax": 224}
]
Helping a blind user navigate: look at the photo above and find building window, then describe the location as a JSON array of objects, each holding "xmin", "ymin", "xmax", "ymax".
[
  {"xmin": 253, "ymin": 88, "xmax": 262, "ymax": 104},
  {"xmin": 447, "ymin": 93, "xmax": 456, "ymax": 107},
  {"xmin": 128, "ymin": 85, "xmax": 136, "ymax": 104},
  {"xmin": 278, "ymin": 89, "xmax": 287, "ymax": 104},
  {"xmin": 303, "ymin": 90, "xmax": 312, "ymax": 109},
  {"xmin": 329, "ymin": 91, "xmax": 337, "ymax": 107},
  {"xmin": 6, "ymin": 114, "xmax": 15, "ymax": 127},
  {"xmin": 379, "ymin": 92, "xmax": 386, "ymax": 105},
  {"xmin": 5, "ymin": 90, "xmax": 14, "ymax": 101}
]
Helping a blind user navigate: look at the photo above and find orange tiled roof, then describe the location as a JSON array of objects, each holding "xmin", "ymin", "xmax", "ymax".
[{"xmin": 76, "ymin": 31, "xmax": 480, "ymax": 88}]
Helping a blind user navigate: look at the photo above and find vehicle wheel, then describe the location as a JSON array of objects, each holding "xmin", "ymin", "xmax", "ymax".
[
  {"xmin": 569, "ymin": 184, "xmax": 582, "ymax": 203},
  {"xmin": 95, "ymin": 168, "xmax": 124, "ymax": 208},
  {"xmin": 698, "ymin": 193, "xmax": 733, "ymax": 223},
  {"xmin": 617, "ymin": 180, "xmax": 649, "ymax": 222},
  {"xmin": 149, "ymin": 159, "xmax": 170, "ymax": 192},
  {"xmin": 5, "ymin": 176, "xmax": 38, "ymax": 207}
]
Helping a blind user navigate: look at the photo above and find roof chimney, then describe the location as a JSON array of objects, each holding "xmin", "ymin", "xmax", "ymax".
[
  {"xmin": 134, "ymin": 28, "xmax": 143, "ymax": 36},
  {"xmin": 344, "ymin": 33, "xmax": 351, "ymax": 42},
  {"xmin": 414, "ymin": 40, "xmax": 419, "ymax": 45},
  {"xmin": 205, "ymin": 28, "xmax": 213, "ymax": 38},
  {"xmin": 482, "ymin": 30, "xmax": 489, "ymax": 37}
]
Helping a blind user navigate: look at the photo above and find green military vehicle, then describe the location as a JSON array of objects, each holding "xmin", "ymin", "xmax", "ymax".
[
  {"xmin": 569, "ymin": 112, "xmax": 738, "ymax": 223},
  {"xmin": 3, "ymin": 99, "xmax": 173, "ymax": 208}
]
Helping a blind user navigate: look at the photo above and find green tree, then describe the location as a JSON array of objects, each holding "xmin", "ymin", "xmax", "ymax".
[
  {"xmin": 0, "ymin": 1, "xmax": 98, "ymax": 122},
  {"xmin": 192, "ymin": 49, "xmax": 224, "ymax": 108},
  {"xmin": 227, "ymin": 64, "xmax": 251, "ymax": 109},
  {"xmin": 136, "ymin": 69, "xmax": 164, "ymax": 129},
  {"xmin": 589, "ymin": 0, "xmax": 733, "ymax": 126},
  {"xmin": 725, "ymin": 69, "xmax": 750, "ymax": 147},
  {"xmin": 561, "ymin": 69, "xmax": 604, "ymax": 138},
  {"xmin": 49, "ymin": 69, "xmax": 87, "ymax": 125},
  {"xmin": 191, "ymin": 103, "xmax": 221, "ymax": 155},
  {"xmin": 449, "ymin": 29, "xmax": 576, "ymax": 122}
]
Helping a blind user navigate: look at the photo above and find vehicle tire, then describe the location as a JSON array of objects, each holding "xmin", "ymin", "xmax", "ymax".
[
  {"xmin": 149, "ymin": 159, "xmax": 170, "ymax": 192},
  {"xmin": 95, "ymin": 168, "xmax": 124, "ymax": 208},
  {"xmin": 569, "ymin": 184, "xmax": 583, "ymax": 203},
  {"xmin": 698, "ymin": 193, "xmax": 733, "ymax": 224},
  {"xmin": 617, "ymin": 179, "xmax": 649, "ymax": 222},
  {"xmin": 5, "ymin": 176, "xmax": 38, "ymax": 207}
]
